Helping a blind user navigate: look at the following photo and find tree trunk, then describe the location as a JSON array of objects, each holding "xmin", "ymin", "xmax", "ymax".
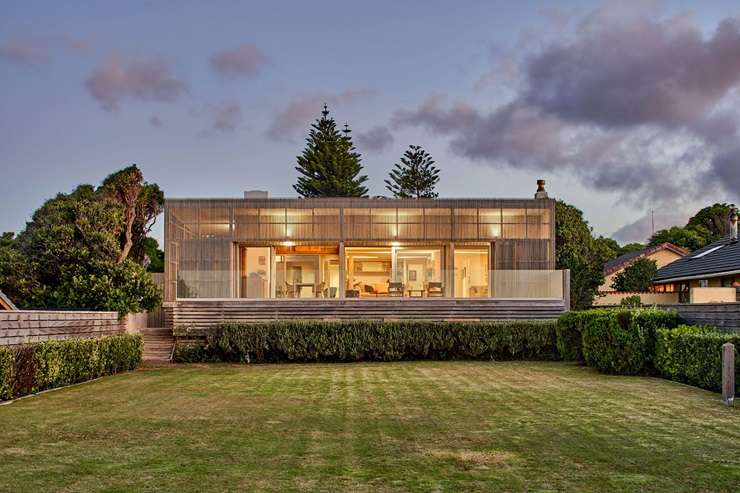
[{"xmin": 118, "ymin": 205, "xmax": 136, "ymax": 263}]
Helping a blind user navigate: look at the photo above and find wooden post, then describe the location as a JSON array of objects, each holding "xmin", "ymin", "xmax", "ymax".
[{"xmin": 722, "ymin": 343, "xmax": 735, "ymax": 407}]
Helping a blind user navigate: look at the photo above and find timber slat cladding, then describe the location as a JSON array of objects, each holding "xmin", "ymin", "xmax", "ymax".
[
  {"xmin": 173, "ymin": 299, "xmax": 565, "ymax": 327},
  {"xmin": 164, "ymin": 197, "xmax": 556, "ymax": 302},
  {"xmin": 0, "ymin": 311, "xmax": 123, "ymax": 346},
  {"xmin": 659, "ymin": 303, "xmax": 740, "ymax": 332}
]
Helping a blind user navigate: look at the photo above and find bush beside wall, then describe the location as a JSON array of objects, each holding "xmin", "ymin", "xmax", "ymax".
[
  {"xmin": 655, "ymin": 325, "xmax": 740, "ymax": 394},
  {"xmin": 174, "ymin": 320, "xmax": 558, "ymax": 363},
  {"xmin": 0, "ymin": 333, "xmax": 143, "ymax": 401},
  {"xmin": 555, "ymin": 311, "xmax": 584, "ymax": 361},
  {"xmin": 562, "ymin": 308, "xmax": 681, "ymax": 375}
]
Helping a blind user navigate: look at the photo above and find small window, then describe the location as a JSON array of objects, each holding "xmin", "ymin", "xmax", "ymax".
[{"xmin": 692, "ymin": 245, "xmax": 723, "ymax": 258}]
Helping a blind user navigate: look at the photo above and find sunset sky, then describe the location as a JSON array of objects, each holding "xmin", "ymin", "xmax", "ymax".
[{"xmin": 2, "ymin": 0, "xmax": 740, "ymax": 244}]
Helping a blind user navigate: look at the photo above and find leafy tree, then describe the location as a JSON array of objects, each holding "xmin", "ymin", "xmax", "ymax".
[
  {"xmin": 0, "ymin": 167, "xmax": 163, "ymax": 315},
  {"xmin": 294, "ymin": 105, "xmax": 368, "ymax": 197},
  {"xmin": 618, "ymin": 242, "xmax": 645, "ymax": 256},
  {"xmin": 101, "ymin": 165, "xmax": 164, "ymax": 263},
  {"xmin": 687, "ymin": 203, "xmax": 735, "ymax": 241},
  {"xmin": 143, "ymin": 237, "xmax": 164, "ymax": 273},
  {"xmin": 555, "ymin": 201, "xmax": 604, "ymax": 309},
  {"xmin": 611, "ymin": 258, "xmax": 657, "ymax": 292},
  {"xmin": 385, "ymin": 145, "xmax": 440, "ymax": 198},
  {"xmin": 649, "ymin": 225, "xmax": 712, "ymax": 252},
  {"xmin": 593, "ymin": 236, "xmax": 620, "ymax": 264}
]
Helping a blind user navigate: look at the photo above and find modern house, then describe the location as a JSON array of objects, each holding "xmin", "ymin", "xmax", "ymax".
[
  {"xmin": 594, "ymin": 243, "xmax": 687, "ymax": 305},
  {"xmin": 653, "ymin": 212, "xmax": 740, "ymax": 303},
  {"xmin": 163, "ymin": 181, "xmax": 569, "ymax": 326}
]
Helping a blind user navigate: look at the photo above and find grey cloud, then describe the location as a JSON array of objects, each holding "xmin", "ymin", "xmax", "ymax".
[
  {"xmin": 393, "ymin": 12, "xmax": 740, "ymax": 212},
  {"xmin": 611, "ymin": 210, "xmax": 690, "ymax": 244},
  {"xmin": 523, "ymin": 16, "xmax": 740, "ymax": 128},
  {"xmin": 210, "ymin": 43, "xmax": 268, "ymax": 79},
  {"xmin": 211, "ymin": 101, "xmax": 242, "ymax": 133},
  {"xmin": 267, "ymin": 89, "xmax": 374, "ymax": 141},
  {"xmin": 86, "ymin": 55, "xmax": 189, "ymax": 112},
  {"xmin": 0, "ymin": 39, "xmax": 49, "ymax": 65},
  {"xmin": 391, "ymin": 95, "xmax": 478, "ymax": 133},
  {"xmin": 149, "ymin": 115, "xmax": 163, "ymax": 127},
  {"xmin": 356, "ymin": 126, "xmax": 394, "ymax": 152},
  {"xmin": 704, "ymin": 146, "xmax": 740, "ymax": 200}
]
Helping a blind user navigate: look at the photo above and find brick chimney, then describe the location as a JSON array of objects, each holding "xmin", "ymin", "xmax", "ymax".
[
  {"xmin": 731, "ymin": 207, "xmax": 738, "ymax": 242},
  {"xmin": 534, "ymin": 179, "xmax": 548, "ymax": 199}
]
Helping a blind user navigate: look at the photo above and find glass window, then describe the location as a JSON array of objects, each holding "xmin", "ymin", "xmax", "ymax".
[
  {"xmin": 455, "ymin": 248, "xmax": 489, "ymax": 298},
  {"xmin": 454, "ymin": 209, "xmax": 477, "ymax": 223},
  {"xmin": 526, "ymin": 208, "xmax": 550, "ymax": 224},
  {"xmin": 502, "ymin": 208, "xmax": 526, "ymax": 223},
  {"xmin": 345, "ymin": 246, "xmax": 443, "ymax": 297},
  {"xmin": 239, "ymin": 247, "xmax": 271, "ymax": 298},
  {"xmin": 345, "ymin": 247, "xmax": 393, "ymax": 298},
  {"xmin": 479, "ymin": 208, "xmax": 501, "ymax": 223}
]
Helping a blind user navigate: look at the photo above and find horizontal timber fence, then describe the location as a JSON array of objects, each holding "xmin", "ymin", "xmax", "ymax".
[
  {"xmin": 660, "ymin": 303, "xmax": 740, "ymax": 333},
  {"xmin": 168, "ymin": 298, "xmax": 567, "ymax": 329},
  {"xmin": 0, "ymin": 311, "xmax": 124, "ymax": 346}
]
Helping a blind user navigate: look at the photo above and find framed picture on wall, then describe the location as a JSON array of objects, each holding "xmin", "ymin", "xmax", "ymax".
[{"xmin": 408, "ymin": 270, "xmax": 417, "ymax": 281}]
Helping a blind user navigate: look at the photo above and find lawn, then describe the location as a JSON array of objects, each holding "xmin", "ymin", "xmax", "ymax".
[{"xmin": 1, "ymin": 362, "xmax": 739, "ymax": 492}]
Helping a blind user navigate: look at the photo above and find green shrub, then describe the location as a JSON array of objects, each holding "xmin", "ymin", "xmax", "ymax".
[
  {"xmin": 655, "ymin": 325, "xmax": 740, "ymax": 393},
  {"xmin": 0, "ymin": 333, "xmax": 142, "ymax": 401},
  {"xmin": 579, "ymin": 308, "xmax": 681, "ymax": 375},
  {"xmin": 173, "ymin": 320, "xmax": 559, "ymax": 363},
  {"xmin": 620, "ymin": 295, "xmax": 642, "ymax": 308},
  {"xmin": 555, "ymin": 311, "xmax": 584, "ymax": 361}
]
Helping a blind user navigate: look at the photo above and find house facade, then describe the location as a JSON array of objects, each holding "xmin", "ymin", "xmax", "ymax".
[
  {"xmin": 594, "ymin": 243, "xmax": 687, "ymax": 306},
  {"xmin": 163, "ymin": 183, "xmax": 569, "ymax": 325},
  {"xmin": 653, "ymin": 209, "xmax": 740, "ymax": 303}
]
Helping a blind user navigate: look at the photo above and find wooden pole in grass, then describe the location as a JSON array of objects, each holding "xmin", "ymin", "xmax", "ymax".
[{"xmin": 722, "ymin": 343, "xmax": 735, "ymax": 407}]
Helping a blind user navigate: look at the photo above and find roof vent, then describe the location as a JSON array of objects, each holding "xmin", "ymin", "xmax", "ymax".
[
  {"xmin": 534, "ymin": 179, "xmax": 548, "ymax": 199},
  {"xmin": 244, "ymin": 190, "xmax": 269, "ymax": 199}
]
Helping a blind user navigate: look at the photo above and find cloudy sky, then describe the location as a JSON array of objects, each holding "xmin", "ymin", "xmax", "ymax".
[{"xmin": 2, "ymin": 0, "xmax": 740, "ymax": 244}]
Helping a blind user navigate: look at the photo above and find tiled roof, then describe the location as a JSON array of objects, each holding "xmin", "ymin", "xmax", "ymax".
[
  {"xmin": 604, "ymin": 243, "xmax": 688, "ymax": 276},
  {"xmin": 0, "ymin": 290, "xmax": 17, "ymax": 311},
  {"xmin": 653, "ymin": 236, "xmax": 740, "ymax": 282}
]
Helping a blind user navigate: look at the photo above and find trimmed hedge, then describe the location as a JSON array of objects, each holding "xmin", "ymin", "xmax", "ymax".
[
  {"xmin": 0, "ymin": 333, "xmax": 143, "ymax": 401},
  {"xmin": 566, "ymin": 308, "xmax": 681, "ymax": 375},
  {"xmin": 173, "ymin": 320, "xmax": 558, "ymax": 363},
  {"xmin": 655, "ymin": 325, "xmax": 740, "ymax": 393},
  {"xmin": 555, "ymin": 311, "xmax": 584, "ymax": 361}
]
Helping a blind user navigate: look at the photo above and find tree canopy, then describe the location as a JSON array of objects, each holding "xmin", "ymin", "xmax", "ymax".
[
  {"xmin": 294, "ymin": 105, "xmax": 368, "ymax": 197},
  {"xmin": 0, "ymin": 165, "xmax": 163, "ymax": 315},
  {"xmin": 555, "ymin": 201, "xmax": 605, "ymax": 309},
  {"xmin": 385, "ymin": 145, "xmax": 440, "ymax": 198},
  {"xmin": 648, "ymin": 203, "xmax": 736, "ymax": 252},
  {"xmin": 611, "ymin": 258, "xmax": 658, "ymax": 292}
]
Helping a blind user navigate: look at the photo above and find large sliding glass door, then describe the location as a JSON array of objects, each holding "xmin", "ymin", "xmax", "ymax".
[
  {"xmin": 345, "ymin": 246, "xmax": 443, "ymax": 297},
  {"xmin": 239, "ymin": 245, "xmax": 339, "ymax": 298},
  {"xmin": 454, "ymin": 247, "xmax": 490, "ymax": 298}
]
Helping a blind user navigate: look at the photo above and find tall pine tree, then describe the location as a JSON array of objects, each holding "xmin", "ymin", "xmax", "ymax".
[
  {"xmin": 294, "ymin": 105, "xmax": 369, "ymax": 197},
  {"xmin": 385, "ymin": 145, "xmax": 440, "ymax": 198}
]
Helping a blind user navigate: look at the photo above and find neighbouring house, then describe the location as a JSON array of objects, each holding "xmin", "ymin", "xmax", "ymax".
[
  {"xmin": 162, "ymin": 181, "xmax": 569, "ymax": 326},
  {"xmin": 0, "ymin": 290, "xmax": 17, "ymax": 311},
  {"xmin": 594, "ymin": 243, "xmax": 687, "ymax": 306},
  {"xmin": 653, "ymin": 210, "xmax": 740, "ymax": 304}
]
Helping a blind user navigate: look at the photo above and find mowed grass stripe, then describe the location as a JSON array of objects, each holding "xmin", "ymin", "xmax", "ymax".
[{"xmin": 0, "ymin": 361, "xmax": 738, "ymax": 492}]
